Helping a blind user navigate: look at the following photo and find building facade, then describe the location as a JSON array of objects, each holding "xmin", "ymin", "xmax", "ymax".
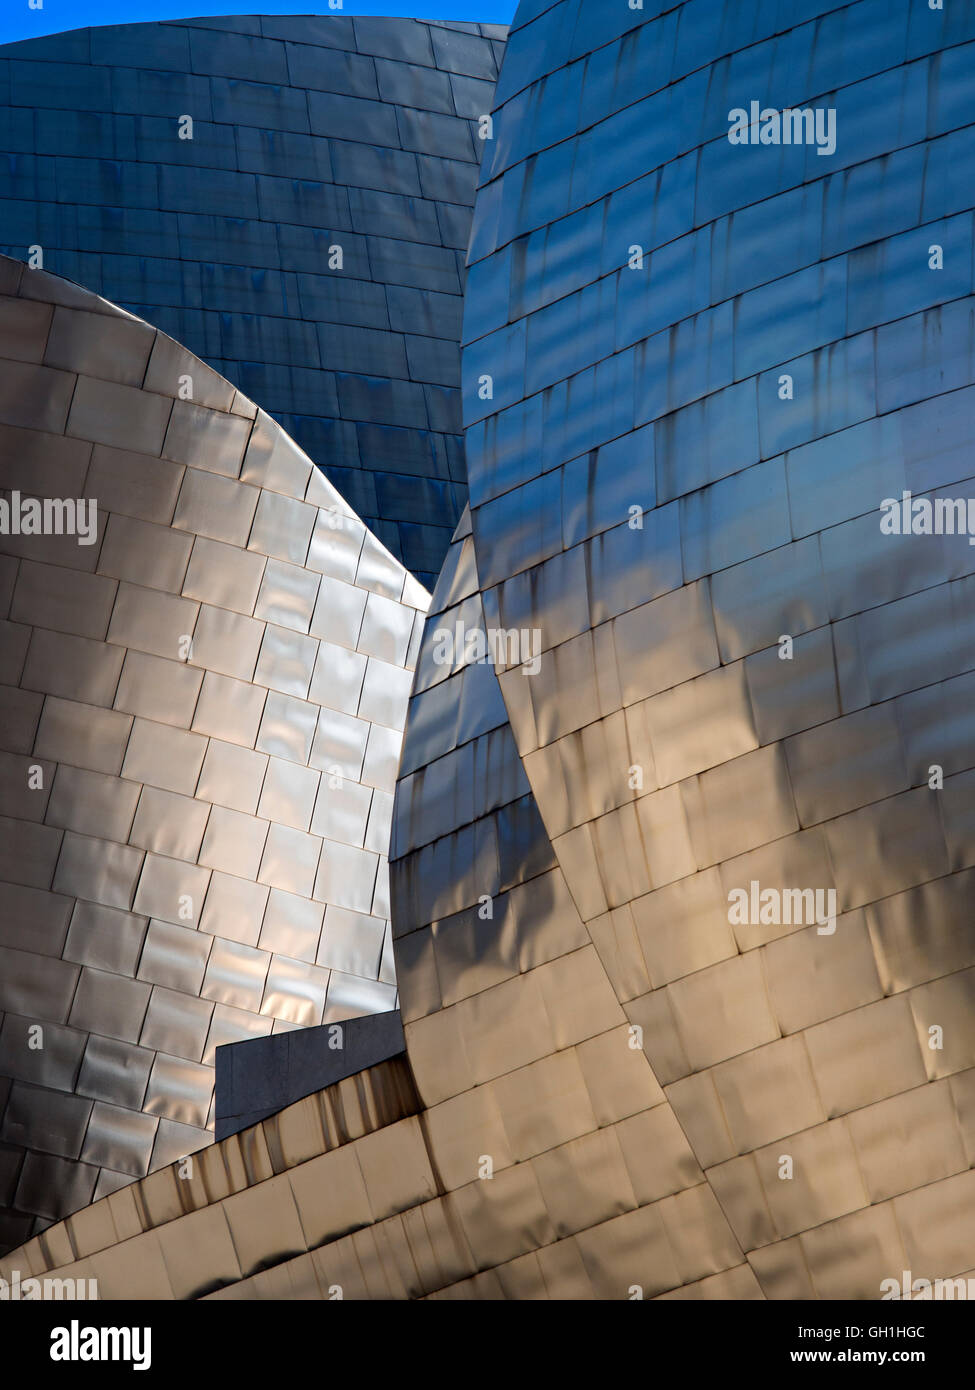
[
  {"xmin": 0, "ymin": 254, "xmax": 427, "ymax": 1254},
  {"xmin": 2, "ymin": 0, "xmax": 974, "ymax": 1297},
  {"xmin": 0, "ymin": 14, "xmax": 506, "ymax": 586},
  {"xmin": 451, "ymin": 0, "xmax": 975, "ymax": 1296}
]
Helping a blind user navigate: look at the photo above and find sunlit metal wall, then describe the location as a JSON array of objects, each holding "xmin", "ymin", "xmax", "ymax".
[
  {"xmin": 0, "ymin": 254, "xmax": 428, "ymax": 1253},
  {"xmin": 447, "ymin": 0, "xmax": 975, "ymax": 1297},
  {"xmin": 1, "ymin": 514, "xmax": 735, "ymax": 1299},
  {"xmin": 0, "ymin": 14, "xmax": 506, "ymax": 586},
  {"xmin": 388, "ymin": 509, "xmax": 748, "ymax": 1296}
]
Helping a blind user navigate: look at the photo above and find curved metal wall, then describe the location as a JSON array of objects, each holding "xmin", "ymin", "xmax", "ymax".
[
  {"xmin": 0, "ymin": 253, "xmax": 427, "ymax": 1253},
  {"xmin": 436, "ymin": 0, "xmax": 975, "ymax": 1298},
  {"xmin": 0, "ymin": 14, "xmax": 506, "ymax": 587},
  {"xmin": 5, "ymin": 0, "xmax": 975, "ymax": 1301},
  {"xmin": 388, "ymin": 507, "xmax": 748, "ymax": 1297}
]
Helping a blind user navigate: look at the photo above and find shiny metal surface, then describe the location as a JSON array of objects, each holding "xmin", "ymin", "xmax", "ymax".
[
  {"xmin": 6, "ymin": 0, "xmax": 975, "ymax": 1301},
  {"xmin": 0, "ymin": 1051, "xmax": 423, "ymax": 1299},
  {"xmin": 0, "ymin": 14, "xmax": 506, "ymax": 586},
  {"xmin": 388, "ymin": 510, "xmax": 737, "ymax": 1296},
  {"xmin": 409, "ymin": 0, "xmax": 975, "ymax": 1300},
  {"xmin": 0, "ymin": 253, "xmax": 426, "ymax": 1251}
]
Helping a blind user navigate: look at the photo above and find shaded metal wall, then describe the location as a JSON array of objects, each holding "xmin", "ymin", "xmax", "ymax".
[
  {"xmin": 0, "ymin": 14, "xmax": 506, "ymax": 586},
  {"xmin": 0, "ymin": 1053, "xmax": 425, "ymax": 1300},
  {"xmin": 0, "ymin": 254, "xmax": 427, "ymax": 1253},
  {"xmin": 214, "ymin": 1007, "xmax": 406, "ymax": 1139}
]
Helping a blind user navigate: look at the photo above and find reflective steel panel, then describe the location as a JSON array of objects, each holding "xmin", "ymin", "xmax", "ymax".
[
  {"xmin": 431, "ymin": 0, "xmax": 975, "ymax": 1301},
  {"xmin": 0, "ymin": 15, "xmax": 505, "ymax": 586},
  {"xmin": 0, "ymin": 253, "xmax": 426, "ymax": 1252}
]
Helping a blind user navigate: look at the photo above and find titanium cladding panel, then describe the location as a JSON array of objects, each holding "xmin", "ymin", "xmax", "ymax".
[
  {"xmin": 392, "ymin": 0, "xmax": 975, "ymax": 1298},
  {"xmin": 4, "ymin": 0, "xmax": 975, "ymax": 1301},
  {"xmin": 0, "ymin": 14, "xmax": 507, "ymax": 587},
  {"xmin": 389, "ymin": 507, "xmax": 741, "ymax": 1298},
  {"xmin": 0, "ymin": 253, "xmax": 428, "ymax": 1255}
]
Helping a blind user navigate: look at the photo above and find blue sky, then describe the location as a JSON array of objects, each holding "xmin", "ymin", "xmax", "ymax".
[{"xmin": 0, "ymin": 1, "xmax": 516, "ymax": 47}]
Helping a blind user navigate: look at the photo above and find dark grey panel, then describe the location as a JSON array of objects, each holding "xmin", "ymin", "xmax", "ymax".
[{"xmin": 214, "ymin": 1009, "xmax": 405, "ymax": 1139}]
